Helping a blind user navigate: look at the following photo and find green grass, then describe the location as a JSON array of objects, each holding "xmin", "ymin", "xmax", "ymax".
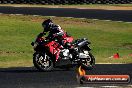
[{"xmin": 0, "ymin": 14, "xmax": 132, "ymax": 68}]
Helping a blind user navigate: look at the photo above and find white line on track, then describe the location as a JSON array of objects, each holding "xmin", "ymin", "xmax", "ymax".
[
  {"xmin": 64, "ymin": 16, "xmax": 132, "ymax": 24},
  {"xmin": 75, "ymin": 87, "xmax": 96, "ymax": 88},
  {"xmin": 15, "ymin": 14, "xmax": 23, "ymax": 15},
  {"xmin": 92, "ymin": 19, "xmax": 99, "ymax": 21},
  {"xmin": 127, "ymin": 85, "xmax": 132, "ymax": 87},
  {"xmin": 125, "ymin": 22, "xmax": 132, "ymax": 24},
  {"xmin": 33, "ymin": 15, "xmax": 40, "ymax": 16},
  {"xmin": 103, "ymin": 20, "xmax": 111, "ymax": 22},
  {"xmin": 115, "ymin": 21, "xmax": 123, "ymax": 23},
  {"xmin": 0, "ymin": 13, "xmax": 132, "ymax": 24},
  {"xmin": 101, "ymin": 86, "xmax": 119, "ymax": 88},
  {"xmin": 96, "ymin": 63, "xmax": 127, "ymax": 64}
]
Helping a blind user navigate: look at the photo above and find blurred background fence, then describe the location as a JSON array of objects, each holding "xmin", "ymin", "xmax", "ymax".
[{"xmin": 0, "ymin": 0, "xmax": 132, "ymax": 4}]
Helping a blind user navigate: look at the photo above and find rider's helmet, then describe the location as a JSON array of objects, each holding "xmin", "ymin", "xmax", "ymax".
[{"xmin": 42, "ymin": 19, "xmax": 53, "ymax": 32}]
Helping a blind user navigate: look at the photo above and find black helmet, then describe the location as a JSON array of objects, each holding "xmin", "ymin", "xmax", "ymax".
[{"xmin": 42, "ymin": 19, "xmax": 53, "ymax": 32}]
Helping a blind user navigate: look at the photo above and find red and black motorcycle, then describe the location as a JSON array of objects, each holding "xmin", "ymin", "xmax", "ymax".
[{"xmin": 31, "ymin": 33, "xmax": 95, "ymax": 71}]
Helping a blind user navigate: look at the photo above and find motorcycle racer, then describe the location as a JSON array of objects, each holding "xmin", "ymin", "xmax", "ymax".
[
  {"xmin": 31, "ymin": 19, "xmax": 95, "ymax": 71},
  {"xmin": 38, "ymin": 19, "xmax": 73, "ymax": 61},
  {"xmin": 40, "ymin": 19, "xmax": 68, "ymax": 47}
]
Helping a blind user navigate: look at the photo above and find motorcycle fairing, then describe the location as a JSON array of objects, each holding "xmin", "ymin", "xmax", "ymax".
[{"xmin": 45, "ymin": 41, "xmax": 61, "ymax": 61}]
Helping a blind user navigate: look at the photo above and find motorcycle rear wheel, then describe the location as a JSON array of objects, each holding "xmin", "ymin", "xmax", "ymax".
[
  {"xmin": 33, "ymin": 52, "xmax": 54, "ymax": 71},
  {"xmin": 81, "ymin": 52, "xmax": 95, "ymax": 70}
]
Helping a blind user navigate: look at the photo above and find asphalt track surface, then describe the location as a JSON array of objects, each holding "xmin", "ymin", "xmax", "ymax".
[
  {"xmin": 0, "ymin": 64, "xmax": 132, "ymax": 88},
  {"xmin": 0, "ymin": 6, "xmax": 132, "ymax": 22}
]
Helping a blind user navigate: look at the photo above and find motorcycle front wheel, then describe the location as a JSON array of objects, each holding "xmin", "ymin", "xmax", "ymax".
[{"xmin": 33, "ymin": 52, "xmax": 54, "ymax": 71}]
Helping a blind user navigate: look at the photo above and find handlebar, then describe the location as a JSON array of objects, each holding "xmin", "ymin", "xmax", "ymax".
[{"xmin": 31, "ymin": 42, "xmax": 34, "ymax": 46}]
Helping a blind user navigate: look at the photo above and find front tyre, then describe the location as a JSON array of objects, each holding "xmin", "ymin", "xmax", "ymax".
[{"xmin": 33, "ymin": 52, "xmax": 53, "ymax": 71}]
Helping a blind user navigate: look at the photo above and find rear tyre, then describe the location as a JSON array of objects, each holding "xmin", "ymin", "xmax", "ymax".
[
  {"xmin": 81, "ymin": 52, "xmax": 95, "ymax": 70},
  {"xmin": 33, "ymin": 52, "xmax": 53, "ymax": 71}
]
